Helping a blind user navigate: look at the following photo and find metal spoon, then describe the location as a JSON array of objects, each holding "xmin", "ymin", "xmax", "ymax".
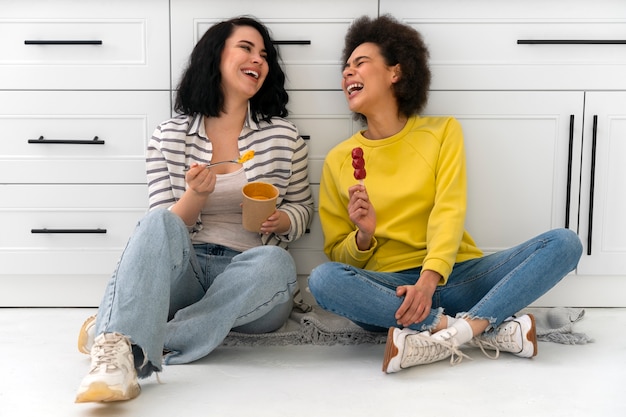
[{"xmin": 183, "ymin": 150, "xmax": 255, "ymax": 171}]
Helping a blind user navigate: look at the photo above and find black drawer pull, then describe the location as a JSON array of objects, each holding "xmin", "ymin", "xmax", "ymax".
[
  {"xmin": 25, "ymin": 40, "xmax": 103, "ymax": 45},
  {"xmin": 565, "ymin": 115, "xmax": 575, "ymax": 229},
  {"xmin": 272, "ymin": 40, "xmax": 311, "ymax": 45},
  {"xmin": 517, "ymin": 39, "xmax": 626, "ymax": 45},
  {"xmin": 301, "ymin": 135, "xmax": 311, "ymax": 140},
  {"xmin": 587, "ymin": 115, "xmax": 599, "ymax": 256},
  {"xmin": 28, "ymin": 135, "xmax": 104, "ymax": 145},
  {"xmin": 31, "ymin": 228, "xmax": 107, "ymax": 234}
]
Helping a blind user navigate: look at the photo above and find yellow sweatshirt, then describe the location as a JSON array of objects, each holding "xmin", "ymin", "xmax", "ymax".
[{"xmin": 319, "ymin": 115, "xmax": 483, "ymax": 285}]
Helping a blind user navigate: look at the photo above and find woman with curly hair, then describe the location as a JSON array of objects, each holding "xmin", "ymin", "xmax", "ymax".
[
  {"xmin": 75, "ymin": 16, "xmax": 313, "ymax": 402},
  {"xmin": 308, "ymin": 15, "xmax": 582, "ymax": 373}
]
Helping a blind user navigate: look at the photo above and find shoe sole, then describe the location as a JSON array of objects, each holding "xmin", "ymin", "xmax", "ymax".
[
  {"xmin": 77, "ymin": 315, "xmax": 96, "ymax": 355},
  {"xmin": 75, "ymin": 381, "xmax": 140, "ymax": 403},
  {"xmin": 382, "ymin": 327, "xmax": 399, "ymax": 373},
  {"xmin": 525, "ymin": 314, "xmax": 538, "ymax": 357}
]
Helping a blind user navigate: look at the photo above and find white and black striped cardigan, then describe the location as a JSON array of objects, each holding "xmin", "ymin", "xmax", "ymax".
[{"xmin": 145, "ymin": 111, "xmax": 314, "ymax": 248}]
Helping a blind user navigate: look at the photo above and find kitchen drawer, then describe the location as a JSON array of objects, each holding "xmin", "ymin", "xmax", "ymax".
[
  {"xmin": 1, "ymin": 210, "xmax": 144, "ymax": 251},
  {"xmin": 286, "ymin": 91, "xmax": 359, "ymax": 184},
  {"xmin": 380, "ymin": 0, "xmax": 626, "ymax": 90},
  {"xmin": 0, "ymin": 90, "xmax": 171, "ymax": 184},
  {"xmin": 0, "ymin": 184, "xmax": 147, "ymax": 275},
  {"xmin": 410, "ymin": 21, "xmax": 626, "ymax": 90},
  {"xmin": 170, "ymin": 0, "xmax": 378, "ymax": 90},
  {"xmin": 0, "ymin": 0, "xmax": 169, "ymax": 90}
]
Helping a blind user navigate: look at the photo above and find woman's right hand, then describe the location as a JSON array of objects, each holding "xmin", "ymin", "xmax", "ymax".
[
  {"xmin": 185, "ymin": 163, "xmax": 216, "ymax": 197},
  {"xmin": 348, "ymin": 184, "xmax": 376, "ymax": 250},
  {"xmin": 171, "ymin": 164, "xmax": 216, "ymax": 225}
]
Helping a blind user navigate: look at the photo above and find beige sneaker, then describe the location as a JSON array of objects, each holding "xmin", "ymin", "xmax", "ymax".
[
  {"xmin": 470, "ymin": 314, "xmax": 538, "ymax": 359},
  {"xmin": 77, "ymin": 315, "xmax": 96, "ymax": 355},
  {"xmin": 382, "ymin": 327, "xmax": 470, "ymax": 373},
  {"xmin": 75, "ymin": 333, "xmax": 140, "ymax": 403}
]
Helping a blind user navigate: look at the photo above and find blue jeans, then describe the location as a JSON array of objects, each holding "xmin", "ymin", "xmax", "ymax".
[
  {"xmin": 308, "ymin": 228, "xmax": 582, "ymax": 333},
  {"xmin": 95, "ymin": 209, "xmax": 296, "ymax": 377}
]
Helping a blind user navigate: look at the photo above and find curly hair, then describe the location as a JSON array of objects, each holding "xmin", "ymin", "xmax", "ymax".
[
  {"xmin": 174, "ymin": 16, "xmax": 288, "ymax": 123},
  {"xmin": 342, "ymin": 15, "xmax": 431, "ymax": 120}
]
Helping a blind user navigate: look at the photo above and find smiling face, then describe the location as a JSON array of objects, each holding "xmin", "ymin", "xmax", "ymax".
[
  {"xmin": 342, "ymin": 42, "xmax": 400, "ymax": 118},
  {"xmin": 219, "ymin": 25, "xmax": 269, "ymax": 102}
]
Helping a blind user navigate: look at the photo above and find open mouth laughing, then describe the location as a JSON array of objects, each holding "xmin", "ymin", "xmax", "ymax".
[
  {"xmin": 346, "ymin": 82, "xmax": 364, "ymax": 95},
  {"xmin": 243, "ymin": 69, "xmax": 259, "ymax": 79}
]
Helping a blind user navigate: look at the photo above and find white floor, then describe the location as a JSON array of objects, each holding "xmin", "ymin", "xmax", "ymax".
[{"xmin": 2, "ymin": 307, "xmax": 625, "ymax": 417}]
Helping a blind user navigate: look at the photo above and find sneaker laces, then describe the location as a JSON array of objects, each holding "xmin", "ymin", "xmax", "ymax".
[
  {"xmin": 472, "ymin": 338, "xmax": 500, "ymax": 360},
  {"xmin": 91, "ymin": 335, "xmax": 128, "ymax": 372},
  {"xmin": 472, "ymin": 321, "xmax": 522, "ymax": 360},
  {"xmin": 405, "ymin": 333, "xmax": 471, "ymax": 366}
]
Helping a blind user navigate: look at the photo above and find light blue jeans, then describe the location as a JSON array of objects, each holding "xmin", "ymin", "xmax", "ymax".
[
  {"xmin": 308, "ymin": 228, "xmax": 582, "ymax": 333},
  {"xmin": 95, "ymin": 208, "xmax": 296, "ymax": 377}
]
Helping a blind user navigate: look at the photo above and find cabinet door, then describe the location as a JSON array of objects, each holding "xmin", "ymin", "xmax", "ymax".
[
  {"xmin": 577, "ymin": 92, "xmax": 626, "ymax": 275},
  {"xmin": 0, "ymin": 91, "xmax": 171, "ymax": 184},
  {"xmin": 170, "ymin": 0, "xmax": 378, "ymax": 91},
  {"xmin": 423, "ymin": 91, "xmax": 584, "ymax": 253},
  {"xmin": 0, "ymin": 184, "xmax": 148, "ymax": 307},
  {"xmin": 380, "ymin": 0, "xmax": 626, "ymax": 90},
  {"xmin": 0, "ymin": 0, "xmax": 170, "ymax": 90}
]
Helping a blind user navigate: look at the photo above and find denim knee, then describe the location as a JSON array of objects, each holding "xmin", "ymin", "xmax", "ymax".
[
  {"xmin": 550, "ymin": 228, "xmax": 583, "ymax": 268},
  {"xmin": 140, "ymin": 207, "xmax": 185, "ymax": 231},
  {"xmin": 242, "ymin": 246, "xmax": 297, "ymax": 288},
  {"xmin": 308, "ymin": 262, "xmax": 340, "ymax": 305}
]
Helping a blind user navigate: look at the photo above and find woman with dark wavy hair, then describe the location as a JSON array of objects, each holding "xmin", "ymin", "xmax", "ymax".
[
  {"xmin": 309, "ymin": 15, "xmax": 582, "ymax": 374},
  {"xmin": 175, "ymin": 17, "xmax": 288, "ymax": 122},
  {"xmin": 75, "ymin": 16, "xmax": 313, "ymax": 403}
]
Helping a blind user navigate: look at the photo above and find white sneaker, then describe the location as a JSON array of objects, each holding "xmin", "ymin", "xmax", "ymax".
[
  {"xmin": 382, "ymin": 327, "xmax": 470, "ymax": 373},
  {"xmin": 75, "ymin": 333, "xmax": 140, "ymax": 403},
  {"xmin": 77, "ymin": 315, "xmax": 96, "ymax": 355},
  {"xmin": 470, "ymin": 314, "xmax": 538, "ymax": 359}
]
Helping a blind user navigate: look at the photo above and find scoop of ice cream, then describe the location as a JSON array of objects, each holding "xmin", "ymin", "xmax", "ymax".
[{"xmin": 237, "ymin": 150, "xmax": 255, "ymax": 163}]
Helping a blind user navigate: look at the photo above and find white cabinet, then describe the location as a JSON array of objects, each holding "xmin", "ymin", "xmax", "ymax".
[
  {"xmin": 0, "ymin": 0, "xmax": 171, "ymax": 306},
  {"xmin": 170, "ymin": 0, "xmax": 379, "ymax": 91},
  {"xmin": 577, "ymin": 93, "xmax": 626, "ymax": 276},
  {"xmin": 423, "ymin": 91, "xmax": 584, "ymax": 252},
  {"xmin": 381, "ymin": 0, "xmax": 626, "ymax": 306},
  {"xmin": 380, "ymin": 0, "xmax": 626, "ymax": 91},
  {"xmin": 0, "ymin": 184, "xmax": 149, "ymax": 306},
  {"xmin": 3, "ymin": 0, "xmax": 623, "ymax": 306},
  {"xmin": 0, "ymin": 0, "xmax": 170, "ymax": 90},
  {"xmin": 0, "ymin": 91, "xmax": 170, "ymax": 184}
]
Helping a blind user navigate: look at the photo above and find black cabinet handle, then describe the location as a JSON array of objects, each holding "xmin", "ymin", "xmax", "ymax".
[
  {"xmin": 565, "ymin": 115, "xmax": 575, "ymax": 229},
  {"xmin": 587, "ymin": 115, "xmax": 599, "ymax": 255},
  {"xmin": 28, "ymin": 135, "xmax": 104, "ymax": 145},
  {"xmin": 301, "ymin": 135, "xmax": 311, "ymax": 140},
  {"xmin": 31, "ymin": 228, "xmax": 107, "ymax": 234},
  {"xmin": 272, "ymin": 40, "xmax": 311, "ymax": 45},
  {"xmin": 517, "ymin": 40, "xmax": 626, "ymax": 45},
  {"xmin": 25, "ymin": 40, "xmax": 103, "ymax": 45}
]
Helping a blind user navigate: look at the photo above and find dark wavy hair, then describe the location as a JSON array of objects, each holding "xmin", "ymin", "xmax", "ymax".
[
  {"xmin": 342, "ymin": 15, "xmax": 431, "ymax": 121},
  {"xmin": 175, "ymin": 16, "xmax": 288, "ymax": 123}
]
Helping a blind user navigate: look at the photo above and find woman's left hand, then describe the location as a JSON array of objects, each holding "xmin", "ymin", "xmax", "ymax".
[
  {"xmin": 259, "ymin": 209, "xmax": 290, "ymax": 235},
  {"xmin": 394, "ymin": 270, "xmax": 440, "ymax": 327}
]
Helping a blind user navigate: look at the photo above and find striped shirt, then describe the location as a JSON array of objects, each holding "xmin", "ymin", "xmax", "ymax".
[{"xmin": 145, "ymin": 110, "xmax": 314, "ymax": 248}]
